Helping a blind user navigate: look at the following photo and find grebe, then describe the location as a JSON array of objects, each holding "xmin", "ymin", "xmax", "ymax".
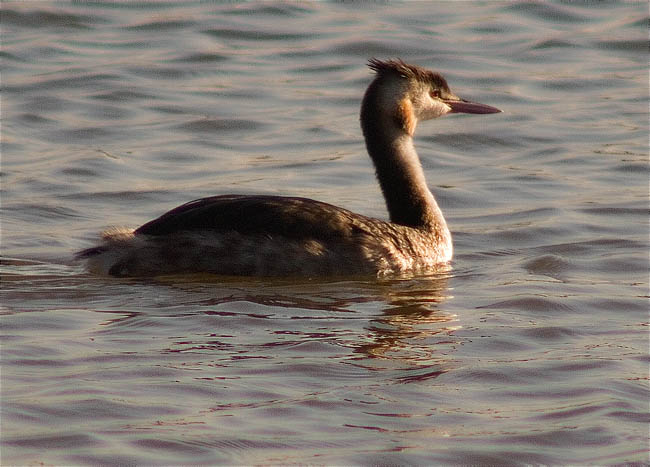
[{"xmin": 78, "ymin": 59, "xmax": 500, "ymax": 277}]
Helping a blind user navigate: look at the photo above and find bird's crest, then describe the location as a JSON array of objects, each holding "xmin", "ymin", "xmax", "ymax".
[{"xmin": 368, "ymin": 58, "xmax": 449, "ymax": 90}]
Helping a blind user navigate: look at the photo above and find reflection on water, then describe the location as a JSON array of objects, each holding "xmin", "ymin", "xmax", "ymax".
[
  {"xmin": 152, "ymin": 270, "xmax": 458, "ymax": 373},
  {"xmin": 356, "ymin": 273, "xmax": 458, "ymax": 369},
  {"xmin": 2, "ymin": 0, "xmax": 648, "ymax": 465}
]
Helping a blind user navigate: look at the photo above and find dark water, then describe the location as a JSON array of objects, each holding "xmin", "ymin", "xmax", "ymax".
[{"xmin": 2, "ymin": 1, "xmax": 648, "ymax": 465}]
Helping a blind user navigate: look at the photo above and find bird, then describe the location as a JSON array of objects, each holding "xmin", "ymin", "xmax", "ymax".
[{"xmin": 77, "ymin": 59, "xmax": 501, "ymax": 277}]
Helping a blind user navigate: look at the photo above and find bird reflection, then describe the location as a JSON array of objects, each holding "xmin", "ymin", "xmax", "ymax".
[
  {"xmin": 351, "ymin": 270, "xmax": 459, "ymax": 372},
  {"xmin": 149, "ymin": 268, "xmax": 458, "ymax": 373}
]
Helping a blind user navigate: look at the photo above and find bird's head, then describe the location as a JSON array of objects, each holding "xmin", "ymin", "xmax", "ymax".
[{"xmin": 366, "ymin": 58, "xmax": 501, "ymax": 136}]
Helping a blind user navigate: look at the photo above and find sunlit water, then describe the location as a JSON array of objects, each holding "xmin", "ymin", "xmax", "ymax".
[{"xmin": 2, "ymin": 2, "xmax": 648, "ymax": 465}]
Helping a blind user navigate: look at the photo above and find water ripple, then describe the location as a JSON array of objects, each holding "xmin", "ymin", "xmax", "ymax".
[{"xmin": 2, "ymin": 1, "xmax": 647, "ymax": 465}]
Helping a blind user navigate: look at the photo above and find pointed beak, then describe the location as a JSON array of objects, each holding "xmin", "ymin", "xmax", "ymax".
[{"xmin": 444, "ymin": 98, "xmax": 501, "ymax": 115}]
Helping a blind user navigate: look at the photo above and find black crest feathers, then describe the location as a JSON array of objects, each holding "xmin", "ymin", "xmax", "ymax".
[{"xmin": 367, "ymin": 58, "xmax": 449, "ymax": 90}]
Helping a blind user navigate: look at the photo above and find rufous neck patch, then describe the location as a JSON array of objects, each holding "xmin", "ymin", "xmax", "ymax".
[{"xmin": 396, "ymin": 98, "xmax": 416, "ymax": 136}]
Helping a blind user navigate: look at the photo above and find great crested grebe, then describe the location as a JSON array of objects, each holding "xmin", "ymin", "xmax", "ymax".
[{"xmin": 78, "ymin": 59, "xmax": 501, "ymax": 277}]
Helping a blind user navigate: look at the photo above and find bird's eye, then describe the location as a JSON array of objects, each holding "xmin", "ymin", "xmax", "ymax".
[{"xmin": 430, "ymin": 89, "xmax": 440, "ymax": 99}]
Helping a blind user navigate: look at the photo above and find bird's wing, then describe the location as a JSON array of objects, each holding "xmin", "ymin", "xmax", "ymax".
[{"xmin": 134, "ymin": 195, "xmax": 372, "ymax": 240}]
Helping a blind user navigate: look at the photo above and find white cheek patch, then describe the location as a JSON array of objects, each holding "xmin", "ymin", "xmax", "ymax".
[
  {"xmin": 434, "ymin": 100, "xmax": 453, "ymax": 117},
  {"xmin": 419, "ymin": 99, "xmax": 452, "ymax": 120}
]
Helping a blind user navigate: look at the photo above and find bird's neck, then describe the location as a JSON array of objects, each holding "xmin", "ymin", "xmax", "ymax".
[{"xmin": 360, "ymin": 90, "xmax": 448, "ymax": 235}]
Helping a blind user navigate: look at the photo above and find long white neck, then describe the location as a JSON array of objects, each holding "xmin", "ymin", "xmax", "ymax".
[{"xmin": 360, "ymin": 78, "xmax": 450, "ymax": 240}]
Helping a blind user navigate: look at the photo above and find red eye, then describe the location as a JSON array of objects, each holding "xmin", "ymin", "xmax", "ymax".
[{"xmin": 430, "ymin": 89, "xmax": 440, "ymax": 98}]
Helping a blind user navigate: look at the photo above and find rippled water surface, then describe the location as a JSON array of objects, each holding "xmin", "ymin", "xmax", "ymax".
[{"xmin": 2, "ymin": 1, "xmax": 648, "ymax": 465}]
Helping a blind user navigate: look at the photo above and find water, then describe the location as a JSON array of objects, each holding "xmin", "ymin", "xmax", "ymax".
[{"xmin": 1, "ymin": 1, "xmax": 648, "ymax": 465}]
